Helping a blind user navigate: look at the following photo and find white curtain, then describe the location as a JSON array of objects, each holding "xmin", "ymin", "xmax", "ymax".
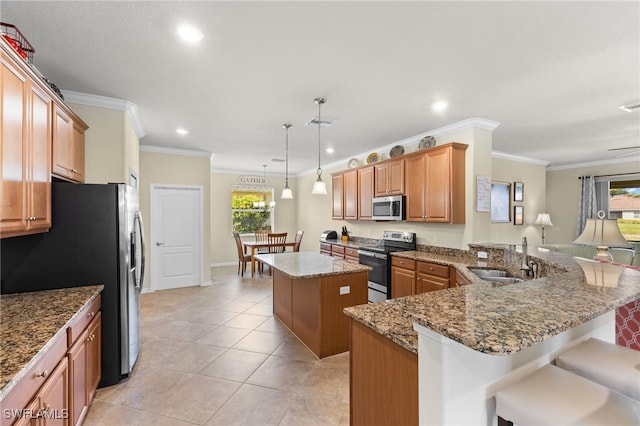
[{"xmin": 576, "ymin": 175, "xmax": 597, "ymax": 237}]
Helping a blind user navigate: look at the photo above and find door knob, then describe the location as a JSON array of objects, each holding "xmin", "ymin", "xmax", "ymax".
[{"xmin": 156, "ymin": 242, "xmax": 164, "ymax": 246}]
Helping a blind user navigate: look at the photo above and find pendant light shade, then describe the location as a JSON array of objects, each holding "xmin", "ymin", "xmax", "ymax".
[
  {"xmin": 280, "ymin": 123, "xmax": 293, "ymax": 199},
  {"xmin": 311, "ymin": 97, "xmax": 328, "ymax": 195}
]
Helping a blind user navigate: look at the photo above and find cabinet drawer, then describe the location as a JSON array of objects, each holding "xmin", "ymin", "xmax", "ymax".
[
  {"xmin": 67, "ymin": 294, "xmax": 101, "ymax": 346},
  {"xmin": 332, "ymin": 245, "xmax": 345, "ymax": 255},
  {"xmin": 345, "ymin": 247, "xmax": 359, "ymax": 257},
  {"xmin": 417, "ymin": 261, "xmax": 449, "ymax": 278},
  {"xmin": 1, "ymin": 333, "xmax": 67, "ymax": 420},
  {"xmin": 391, "ymin": 256, "xmax": 415, "ymax": 270}
]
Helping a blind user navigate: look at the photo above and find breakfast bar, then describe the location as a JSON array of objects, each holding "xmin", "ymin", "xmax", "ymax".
[
  {"xmin": 345, "ymin": 247, "xmax": 640, "ymax": 425},
  {"xmin": 256, "ymin": 251, "xmax": 369, "ymax": 358}
]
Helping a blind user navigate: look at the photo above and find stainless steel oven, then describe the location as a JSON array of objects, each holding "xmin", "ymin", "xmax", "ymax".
[{"xmin": 358, "ymin": 231, "xmax": 416, "ymax": 303}]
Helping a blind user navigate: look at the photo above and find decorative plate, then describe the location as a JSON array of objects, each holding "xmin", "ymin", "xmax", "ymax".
[
  {"xmin": 367, "ymin": 152, "xmax": 380, "ymax": 164},
  {"xmin": 348, "ymin": 158, "xmax": 359, "ymax": 168},
  {"xmin": 419, "ymin": 135, "xmax": 436, "ymax": 150},
  {"xmin": 389, "ymin": 145, "xmax": 405, "ymax": 158}
]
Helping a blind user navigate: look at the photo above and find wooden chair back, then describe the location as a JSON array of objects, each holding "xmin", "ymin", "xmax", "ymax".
[
  {"xmin": 233, "ymin": 232, "xmax": 244, "ymax": 258},
  {"xmin": 255, "ymin": 229, "xmax": 270, "ymax": 253},
  {"xmin": 268, "ymin": 232, "xmax": 287, "ymax": 253},
  {"xmin": 293, "ymin": 230, "xmax": 304, "ymax": 252}
]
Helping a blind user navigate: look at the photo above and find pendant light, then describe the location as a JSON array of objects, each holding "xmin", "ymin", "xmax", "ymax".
[
  {"xmin": 281, "ymin": 123, "xmax": 293, "ymax": 199},
  {"xmin": 311, "ymin": 97, "xmax": 328, "ymax": 195}
]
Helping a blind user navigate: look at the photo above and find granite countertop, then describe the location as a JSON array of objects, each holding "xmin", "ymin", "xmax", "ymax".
[
  {"xmin": 0, "ymin": 285, "xmax": 104, "ymax": 399},
  {"xmin": 255, "ymin": 251, "xmax": 370, "ymax": 279},
  {"xmin": 344, "ymin": 247, "xmax": 640, "ymax": 355}
]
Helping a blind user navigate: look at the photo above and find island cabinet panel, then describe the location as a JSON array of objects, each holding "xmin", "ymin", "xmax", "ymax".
[
  {"xmin": 273, "ymin": 270, "xmax": 293, "ymax": 328},
  {"xmin": 291, "ymin": 276, "xmax": 322, "ymax": 356},
  {"xmin": 416, "ymin": 261, "xmax": 450, "ymax": 294},
  {"xmin": 350, "ymin": 319, "xmax": 418, "ymax": 426},
  {"xmin": 357, "ymin": 166, "xmax": 374, "ymax": 220},
  {"xmin": 391, "ymin": 256, "xmax": 416, "ymax": 298},
  {"xmin": 374, "ymin": 159, "xmax": 404, "ymax": 197},
  {"xmin": 331, "ymin": 173, "xmax": 344, "ymax": 220}
]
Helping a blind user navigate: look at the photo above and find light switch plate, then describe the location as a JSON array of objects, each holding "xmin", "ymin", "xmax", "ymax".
[{"xmin": 340, "ymin": 286, "xmax": 350, "ymax": 295}]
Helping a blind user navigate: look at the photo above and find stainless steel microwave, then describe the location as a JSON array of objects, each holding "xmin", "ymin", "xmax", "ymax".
[{"xmin": 372, "ymin": 195, "xmax": 405, "ymax": 221}]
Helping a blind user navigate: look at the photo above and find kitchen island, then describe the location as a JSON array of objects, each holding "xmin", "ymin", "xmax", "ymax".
[
  {"xmin": 256, "ymin": 251, "xmax": 369, "ymax": 358},
  {"xmin": 344, "ymin": 246, "xmax": 640, "ymax": 425}
]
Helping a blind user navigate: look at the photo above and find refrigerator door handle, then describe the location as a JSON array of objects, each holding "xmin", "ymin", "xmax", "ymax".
[{"xmin": 134, "ymin": 212, "xmax": 146, "ymax": 292}]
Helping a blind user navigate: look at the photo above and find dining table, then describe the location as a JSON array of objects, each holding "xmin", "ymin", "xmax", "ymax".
[{"xmin": 242, "ymin": 240, "xmax": 296, "ymax": 277}]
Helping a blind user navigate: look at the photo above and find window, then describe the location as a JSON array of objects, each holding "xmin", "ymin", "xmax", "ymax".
[
  {"xmin": 231, "ymin": 185, "xmax": 275, "ymax": 234},
  {"xmin": 595, "ymin": 174, "xmax": 640, "ymax": 242}
]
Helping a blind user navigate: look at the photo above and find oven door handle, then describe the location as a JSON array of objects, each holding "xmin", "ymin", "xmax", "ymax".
[{"xmin": 358, "ymin": 250, "xmax": 387, "ymax": 260}]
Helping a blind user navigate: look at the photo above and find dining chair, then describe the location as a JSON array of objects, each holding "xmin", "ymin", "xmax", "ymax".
[
  {"xmin": 233, "ymin": 232, "xmax": 251, "ymax": 276},
  {"xmin": 293, "ymin": 230, "xmax": 304, "ymax": 252},
  {"xmin": 255, "ymin": 229, "xmax": 270, "ymax": 273},
  {"xmin": 262, "ymin": 232, "xmax": 287, "ymax": 275}
]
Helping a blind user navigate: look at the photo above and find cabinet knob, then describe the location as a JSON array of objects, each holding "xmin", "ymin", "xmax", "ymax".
[
  {"xmin": 36, "ymin": 370, "xmax": 48, "ymax": 378},
  {"xmin": 88, "ymin": 311, "xmax": 95, "ymax": 318}
]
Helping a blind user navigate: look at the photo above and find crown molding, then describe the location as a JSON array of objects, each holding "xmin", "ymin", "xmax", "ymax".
[
  {"xmin": 61, "ymin": 90, "xmax": 146, "ymax": 139},
  {"xmin": 140, "ymin": 145, "xmax": 211, "ymax": 158},
  {"xmin": 492, "ymin": 151, "xmax": 550, "ymax": 166},
  {"xmin": 546, "ymin": 156, "xmax": 639, "ymax": 171}
]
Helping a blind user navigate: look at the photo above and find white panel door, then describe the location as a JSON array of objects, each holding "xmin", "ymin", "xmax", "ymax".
[{"xmin": 151, "ymin": 185, "xmax": 202, "ymax": 291}]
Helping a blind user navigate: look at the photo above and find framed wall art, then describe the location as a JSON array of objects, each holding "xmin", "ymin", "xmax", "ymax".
[
  {"xmin": 491, "ymin": 182, "xmax": 511, "ymax": 223},
  {"xmin": 514, "ymin": 205, "xmax": 524, "ymax": 225},
  {"xmin": 514, "ymin": 182, "xmax": 524, "ymax": 202}
]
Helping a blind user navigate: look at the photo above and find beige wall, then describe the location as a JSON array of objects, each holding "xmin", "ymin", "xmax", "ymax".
[
  {"xmin": 546, "ymin": 160, "xmax": 639, "ymax": 244},
  {"xmin": 69, "ymin": 103, "xmax": 138, "ymax": 184},
  {"xmin": 210, "ymin": 172, "xmax": 299, "ymax": 265},
  {"xmin": 140, "ymin": 151, "xmax": 212, "ymax": 289}
]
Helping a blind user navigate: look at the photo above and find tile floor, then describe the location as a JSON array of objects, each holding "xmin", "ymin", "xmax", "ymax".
[{"xmin": 83, "ymin": 266, "xmax": 350, "ymax": 426}]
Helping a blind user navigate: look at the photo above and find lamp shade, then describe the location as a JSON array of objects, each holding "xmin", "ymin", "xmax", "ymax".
[
  {"xmin": 573, "ymin": 217, "xmax": 632, "ymax": 248},
  {"xmin": 281, "ymin": 187, "xmax": 293, "ymax": 199},
  {"xmin": 311, "ymin": 178, "xmax": 327, "ymax": 195},
  {"xmin": 535, "ymin": 213, "xmax": 553, "ymax": 227}
]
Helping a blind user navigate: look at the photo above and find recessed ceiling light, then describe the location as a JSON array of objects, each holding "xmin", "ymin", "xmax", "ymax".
[
  {"xmin": 177, "ymin": 24, "xmax": 203, "ymax": 43},
  {"xmin": 619, "ymin": 103, "xmax": 640, "ymax": 112},
  {"xmin": 176, "ymin": 128, "xmax": 189, "ymax": 135},
  {"xmin": 432, "ymin": 100, "xmax": 448, "ymax": 112},
  {"xmin": 326, "ymin": 147, "xmax": 334, "ymax": 154}
]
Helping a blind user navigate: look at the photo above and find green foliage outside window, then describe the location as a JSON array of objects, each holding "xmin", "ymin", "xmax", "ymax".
[{"xmin": 232, "ymin": 191, "xmax": 272, "ymax": 234}]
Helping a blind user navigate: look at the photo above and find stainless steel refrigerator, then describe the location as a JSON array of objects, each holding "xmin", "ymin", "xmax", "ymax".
[{"xmin": 1, "ymin": 182, "xmax": 145, "ymax": 387}]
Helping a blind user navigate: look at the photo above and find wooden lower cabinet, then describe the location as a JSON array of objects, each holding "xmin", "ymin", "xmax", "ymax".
[
  {"xmin": 330, "ymin": 244, "xmax": 345, "ymax": 260},
  {"xmin": 68, "ymin": 313, "xmax": 101, "ymax": 426},
  {"xmin": 350, "ymin": 319, "xmax": 418, "ymax": 426},
  {"xmin": 391, "ymin": 257, "xmax": 416, "ymax": 298},
  {"xmin": 320, "ymin": 242, "xmax": 332, "ymax": 256},
  {"xmin": 345, "ymin": 247, "xmax": 359, "ymax": 263},
  {"xmin": 415, "ymin": 261, "xmax": 450, "ymax": 294},
  {"xmin": 453, "ymin": 269, "xmax": 472, "ymax": 287},
  {"xmin": 16, "ymin": 357, "xmax": 69, "ymax": 426}
]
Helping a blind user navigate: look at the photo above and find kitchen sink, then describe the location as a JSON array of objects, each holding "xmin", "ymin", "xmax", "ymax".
[{"xmin": 468, "ymin": 268, "xmax": 524, "ymax": 283}]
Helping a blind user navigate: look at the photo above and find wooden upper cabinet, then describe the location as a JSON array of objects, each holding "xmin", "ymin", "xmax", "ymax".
[
  {"xmin": 405, "ymin": 143, "xmax": 467, "ymax": 224},
  {"xmin": 1, "ymin": 44, "xmax": 52, "ymax": 237},
  {"xmin": 332, "ymin": 173, "xmax": 344, "ymax": 220},
  {"xmin": 343, "ymin": 169, "xmax": 358, "ymax": 220},
  {"xmin": 374, "ymin": 159, "xmax": 404, "ymax": 197},
  {"xmin": 53, "ymin": 104, "xmax": 86, "ymax": 183},
  {"xmin": 357, "ymin": 166, "xmax": 374, "ymax": 220}
]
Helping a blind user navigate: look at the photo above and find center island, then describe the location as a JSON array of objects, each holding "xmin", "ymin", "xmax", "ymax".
[{"xmin": 255, "ymin": 251, "xmax": 370, "ymax": 358}]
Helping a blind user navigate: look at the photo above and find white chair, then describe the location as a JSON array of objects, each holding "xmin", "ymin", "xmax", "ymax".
[
  {"xmin": 495, "ymin": 364, "xmax": 639, "ymax": 426},
  {"xmin": 556, "ymin": 338, "xmax": 640, "ymax": 401}
]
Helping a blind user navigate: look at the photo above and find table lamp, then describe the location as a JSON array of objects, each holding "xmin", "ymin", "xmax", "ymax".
[
  {"xmin": 535, "ymin": 213, "xmax": 553, "ymax": 244},
  {"xmin": 573, "ymin": 210, "xmax": 632, "ymax": 261}
]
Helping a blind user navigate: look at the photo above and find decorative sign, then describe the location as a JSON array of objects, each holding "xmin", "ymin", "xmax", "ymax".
[
  {"xmin": 238, "ymin": 175, "xmax": 266, "ymax": 185},
  {"xmin": 476, "ymin": 175, "xmax": 491, "ymax": 212}
]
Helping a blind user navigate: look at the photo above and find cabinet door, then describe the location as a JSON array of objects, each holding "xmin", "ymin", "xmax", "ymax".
[
  {"xmin": 373, "ymin": 163, "xmax": 389, "ymax": 197},
  {"xmin": 86, "ymin": 313, "xmax": 101, "ymax": 404},
  {"xmin": 387, "ymin": 159, "xmax": 405, "ymax": 194},
  {"xmin": 453, "ymin": 270, "xmax": 471, "ymax": 287},
  {"xmin": 52, "ymin": 106, "xmax": 72, "ymax": 180},
  {"xmin": 331, "ymin": 174, "xmax": 344, "ymax": 219},
  {"xmin": 27, "ymin": 84, "xmax": 52, "ymax": 232},
  {"xmin": 391, "ymin": 267, "xmax": 415, "ymax": 298},
  {"xmin": 343, "ymin": 169, "xmax": 358, "ymax": 220},
  {"xmin": 405, "ymin": 153, "xmax": 426, "ymax": 222},
  {"xmin": 70, "ymin": 123, "xmax": 84, "ymax": 182},
  {"xmin": 357, "ymin": 166, "xmax": 373, "ymax": 220},
  {"xmin": 68, "ymin": 330, "xmax": 87, "ymax": 426},
  {"xmin": 38, "ymin": 357, "xmax": 69, "ymax": 426},
  {"xmin": 416, "ymin": 273, "xmax": 448, "ymax": 294},
  {"xmin": 425, "ymin": 147, "xmax": 451, "ymax": 222},
  {"xmin": 1, "ymin": 52, "xmax": 28, "ymax": 235}
]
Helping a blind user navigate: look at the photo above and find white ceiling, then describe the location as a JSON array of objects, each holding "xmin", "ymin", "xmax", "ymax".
[{"xmin": 2, "ymin": 1, "xmax": 639, "ymax": 175}]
